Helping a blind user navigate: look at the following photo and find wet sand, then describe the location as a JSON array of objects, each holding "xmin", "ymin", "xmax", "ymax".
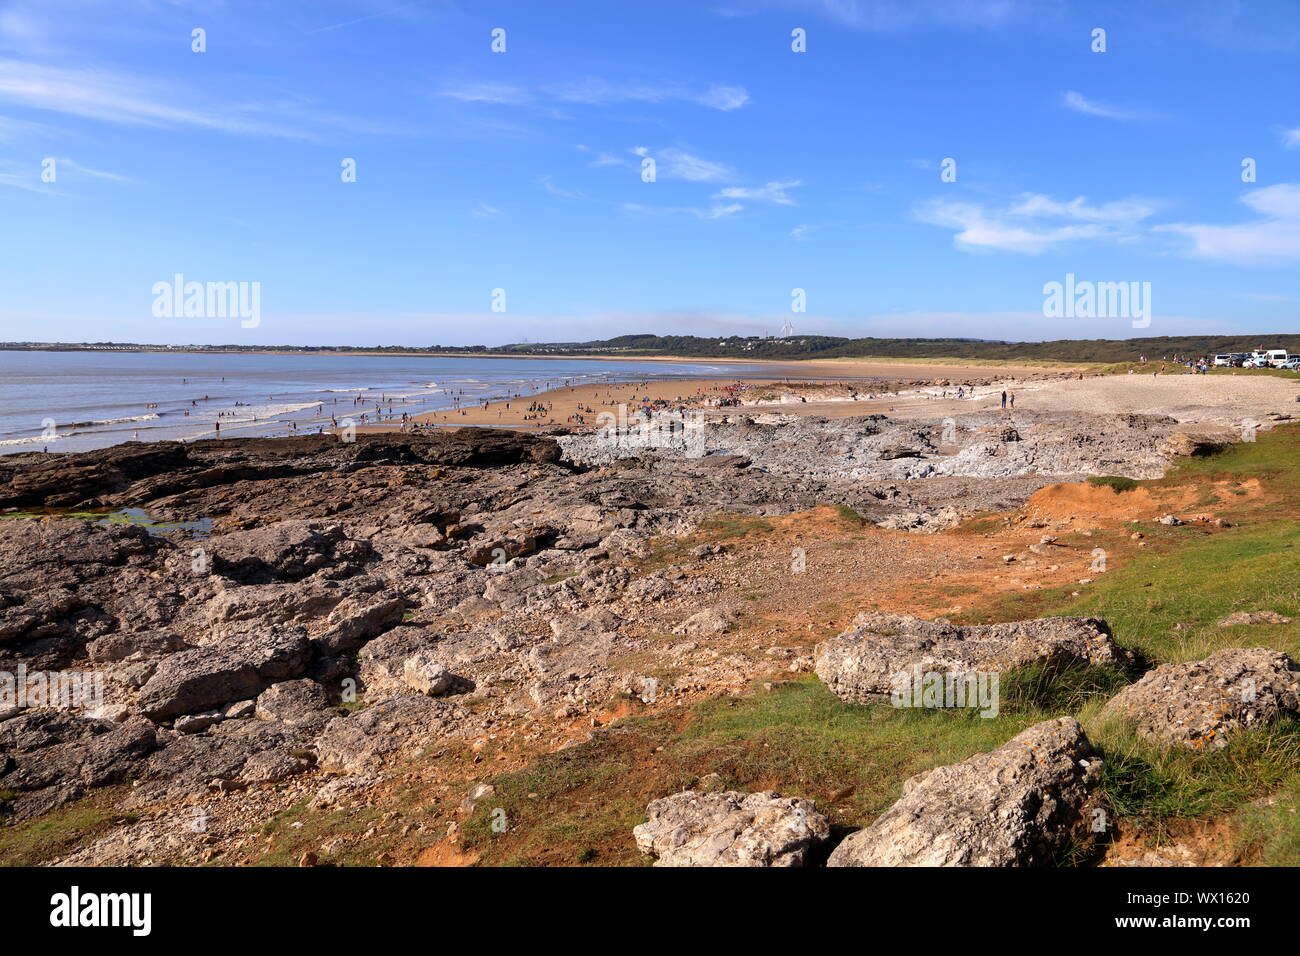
[{"xmin": 407, "ymin": 379, "xmax": 748, "ymax": 430}]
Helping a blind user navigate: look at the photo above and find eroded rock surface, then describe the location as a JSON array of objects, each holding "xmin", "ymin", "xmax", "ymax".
[
  {"xmin": 1101, "ymin": 648, "xmax": 1300, "ymax": 749},
  {"xmin": 815, "ymin": 612, "xmax": 1130, "ymax": 706},
  {"xmin": 633, "ymin": 790, "xmax": 829, "ymax": 867},
  {"xmin": 827, "ymin": 717, "xmax": 1101, "ymax": 866}
]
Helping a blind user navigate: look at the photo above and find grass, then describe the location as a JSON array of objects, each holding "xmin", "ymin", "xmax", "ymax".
[
  {"xmin": 1087, "ymin": 475, "xmax": 1139, "ymax": 493},
  {"xmin": 1093, "ymin": 717, "xmax": 1300, "ymax": 847},
  {"xmin": 461, "ymin": 671, "xmax": 1133, "ymax": 866},
  {"xmin": 459, "ymin": 422, "xmax": 1300, "ymax": 865},
  {"xmin": 0, "ymin": 789, "xmax": 135, "ymax": 866}
]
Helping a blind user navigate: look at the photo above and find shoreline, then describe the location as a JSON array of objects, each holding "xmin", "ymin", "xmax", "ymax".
[{"xmin": 0, "ymin": 345, "xmax": 1097, "ymax": 374}]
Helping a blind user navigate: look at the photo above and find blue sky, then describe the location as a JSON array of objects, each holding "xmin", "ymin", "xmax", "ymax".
[{"xmin": 0, "ymin": 0, "xmax": 1298, "ymax": 346}]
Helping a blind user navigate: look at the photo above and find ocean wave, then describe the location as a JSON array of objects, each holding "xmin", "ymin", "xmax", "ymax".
[{"xmin": 59, "ymin": 413, "xmax": 161, "ymax": 429}]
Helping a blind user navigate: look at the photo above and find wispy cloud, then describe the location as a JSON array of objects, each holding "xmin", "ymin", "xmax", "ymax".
[
  {"xmin": 754, "ymin": 0, "xmax": 1030, "ymax": 31},
  {"xmin": 1062, "ymin": 90, "xmax": 1137, "ymax": 120},
  {"xmin": 639, "ymin": 146, "xmax": 736, "ymax": 182},
  {"xmin": 715, "ymin": 179, "xmax": 801, "ymax": 205},
  {"xmin": 790, "ymin": 223, "xmax": 815, "ymax": 241},
  {"xmin": 438, "ymin": 83, "xmax": 533, "ymax": 106},
  {"xmin": 622, "ymin": 200, "xmax": 744, "ymax": 220},
  {"xmin": 439, "ymin": 77, "xmax": 749, "ymax": 112},
  {"xmin": 1007, "ymin": 194, "xmax": 1155, "ymax": 223},
  {"xmin": 1156, "ymin": 183, "xmax": 1300, "ymax": 266},
  {"xmin": 52, "ymin": 157, "xmax": 130, "ymax": 183},
  {"xmin": 1283, "ymin": 126, "xmax": 1300, "ymax": 149},
  {"xmin": 916, "ymin": 192, "xmax": 1152, "ymax": 254},
  {"xmin": 539, "ymin": 175, "xmax": 583, "ymax": 199},
  {"xmin": 0, "ymin": 58, "xmax": 403, "ymax": 140}
]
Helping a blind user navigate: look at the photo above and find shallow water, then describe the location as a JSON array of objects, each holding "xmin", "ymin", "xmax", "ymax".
[{"xmin": 0, "ymin": 351, "xmax": 760, "ymax": 455}]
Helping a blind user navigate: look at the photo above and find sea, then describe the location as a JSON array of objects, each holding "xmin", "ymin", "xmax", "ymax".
[{"xmin": 0, "ymin": 350, "xmax": 769, "ymax": 456}]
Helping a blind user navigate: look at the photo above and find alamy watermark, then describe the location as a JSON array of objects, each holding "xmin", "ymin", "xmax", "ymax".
[
  {"xmin": 1, "ymin": 664, "xmax": 105, "ymax": 713},
  {"xmin": 1043, "ymin": 273, "xmax": 1151, "ymax": 329},
  {"xmin": 152, "ymin": 274, "xmax": 261, "ymax": 328},
  {"xmin": 594, "ymin": 405, "xmax": 707, "ymax": 458},
  {"xmin": 890, "ymin": 665, "xmax": 1000, "ymax": 718}
]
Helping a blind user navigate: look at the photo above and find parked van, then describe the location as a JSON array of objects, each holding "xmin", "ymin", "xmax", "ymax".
[
  {"xmin": 1212, "ymin": 354, "xmax": 1233, "ymax": 366},
  {"xmin": 1266, "ymin": 349, "xmax": 1289, "ymax": 367}
]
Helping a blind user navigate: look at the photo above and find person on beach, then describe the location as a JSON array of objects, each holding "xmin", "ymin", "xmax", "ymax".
[{"xmin": 1001, "ymin": 390, "xmax": 1007, "ymax": 408}]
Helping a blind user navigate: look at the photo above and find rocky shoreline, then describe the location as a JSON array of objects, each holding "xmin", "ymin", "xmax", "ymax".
[{"xmin": 0, "ymin": 407, "xmax": 1285, "ymax": 865}]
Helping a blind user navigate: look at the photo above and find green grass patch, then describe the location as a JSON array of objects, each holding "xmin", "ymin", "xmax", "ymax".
[
  {"xmin": 1093, "ymin": 717, "xmax": 1300, "ymax": 846},
  {"xmin": 0, "ymin": 790, "xmax": 134, "ymax": 866},
  {"xmin": 1087, "ymin": 475, "xmax": 1139, "ymax": 493}
]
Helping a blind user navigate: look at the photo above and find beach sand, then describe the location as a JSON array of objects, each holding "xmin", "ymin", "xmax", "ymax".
[
  {"xmin": 406, "ymin": 378, "xmax": 748, "ymax": 430},
  {"xmin": 372, "ymin": 359, "xmax": 1064, "ymax": 433},
  {"xmin": 350, "ymin": 356, "xmax": 1299, "ymax": 436}
]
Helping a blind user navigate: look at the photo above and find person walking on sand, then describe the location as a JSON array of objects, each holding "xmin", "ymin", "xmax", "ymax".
[
  {"xmin": 1001, "ymin": 390, "xmax": 1007, "ymax": 409},
  {"xmin": 1009, "ymin": 392, "xmax": 1015, "ymax": 409}
]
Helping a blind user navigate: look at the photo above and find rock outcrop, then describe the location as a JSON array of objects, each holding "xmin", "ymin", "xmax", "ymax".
[
  {"xmin": 827, "ymin": 717, "xmax": 1101, "ymax": 866},
  {"xmin": 633, "ymin": 790, "xmax": 830, "ymax": 867},
  {"xmin": 815, "ymin": 612, "xmax": 1129, "ymax": 706},
  {"xmin": 1101, "ymin": 648, "xmax": 1300, "ymax": 749}
]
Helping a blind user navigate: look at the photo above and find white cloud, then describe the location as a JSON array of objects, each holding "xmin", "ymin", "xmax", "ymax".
[
  {"xmin": 1007, "ymin": 194, "xmax": 1155, "ymax": 223},
  {"xmin": 916, "ymin": 192, "xmax": 1150, "ymax": 254},
  {"xmin": 794, "ymin": 0, "xmax": 1026, "ymax": 31},
  {"xmin": 654, "ymin": 147, "xmax": 736, "ymax": 182},
  {"xmin": 1283, "ymin": 126, "xmax": 1300, "ymax": 148},
  {"xmin": 539, "ymin": 175, "xmax": 583, "ymax": 199},
  {"xmin": 444, "ymin": 77, "xmax": 750, "ymax": 112},
  {"xmin": 589, "ymin": 152, "xmax": 627, "ymax": 168},
  {"xmin": 703, "ymin": 202, "xmax": 744, "ymax": 219},
  {"xmin": 715, "ymin": 179, "xmax": 801, "ymax": 205},
  {"xmin": 621, "ymin": 200, "xmax": 744, "ymax": 221},
  {"xmin": 52, "ymin": 157, "xmax": 130, "ymax": 183},
  {"xmin": 438, "ymin": 83, "xmax": 533, "ymax": 106},
  {"xmin": 471, "ymin": 202, "xmax": 503, "ymax": 219},
  {"xmin": 0, "ymin": 58, "xmax": 399, "ymax": 140},
  {"xmin": 790, "ymin": 224, "xmax": 814, "ymax": 241},
  {"xmin": 1062, "ymin": 90, "xmax": 1136, "ymax": 120},
  {"xmin": 1156, "ymin": 183, "xmax": 1300, "ymax": 265},
  {"xmin": 697, "ymin": 84, "xmax": 750, "ymax": 110}
]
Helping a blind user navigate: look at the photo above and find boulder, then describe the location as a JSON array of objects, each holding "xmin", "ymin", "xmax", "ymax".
[
  {"xmin": 1218, "ymin": 610, "xmax": 1293, "ymax": 627},
  {"xmin": 254, "ymin": 679, "xmax": 334, "ymax": 730},
  {"xmin": 403, "ymin": 652, "xmax": 453, "ymax": 696},
  {"xmin": 1101, "ymin": 647, "xmax": 1300, "ymax": 750},
  {"xmin": 358, "ymin": 626, "xmax": 442, "ymax": 698},
  {"xmin": 315, "ymin": 694, "xmax": 460, "ymax": 773},
  {"xmin": 673, "ymin": 608, "xmax": 735, "ymax": 636},
  {"xmin": 815, "ymin": 612, "xmax": 1129, "ymax": 706},
  {"xmin": 136, "ymin": 628, "xmax": 311, "ymax": 719},
  {"xmin": 311, "ymin": 595, "xmax": 407, "ymax": 654},
  {"xmin": 827, "ymin": 717, "xmax": 1101, "ymax": 866},
  {"xmin": 633, "ymin": 790, "xmax": 829, "ymax": 867},
  {"xmin": 208, "ymin": 521, "xmax": 373, "ymax": 583}
]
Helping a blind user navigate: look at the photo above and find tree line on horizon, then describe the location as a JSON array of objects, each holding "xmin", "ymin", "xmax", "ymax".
[
  {"xmin": 487, "ymin": 333, "xmax": 1300, "ymax": 363},
  {"xmin": 9, "ymin": 334, "xmax": 1300, "ymax": 363}
]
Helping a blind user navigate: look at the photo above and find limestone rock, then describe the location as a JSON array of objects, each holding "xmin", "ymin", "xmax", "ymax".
[
  {"xmin": 827, "ymin": 717, "xmax": 1100, "ymax": 866},
  {"xmin": 633, "ymin": 790, "xmax": 829, "ymax": 867},
  {"xmin": 1101, "ymin": 648, "xmax": 1300, "ymax": 749},
  {"xmin": 815, "ymin": 613, "xmax": 1129, "ymax": 706}
]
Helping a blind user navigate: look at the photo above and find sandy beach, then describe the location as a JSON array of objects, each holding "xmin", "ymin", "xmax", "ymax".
[{"xmin": 361, "ymin": 360, "xmax": 1300, "ymax": 435}]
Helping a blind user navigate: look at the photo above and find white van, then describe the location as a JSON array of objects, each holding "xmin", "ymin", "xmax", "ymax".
[
  {"xmin": 1212, "ymin": 354, "xmax": 1233, "ymax": 366},
  {"xmin": 1266, "ymin": 349, "xmax": 1289, "ymax": 367}
]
